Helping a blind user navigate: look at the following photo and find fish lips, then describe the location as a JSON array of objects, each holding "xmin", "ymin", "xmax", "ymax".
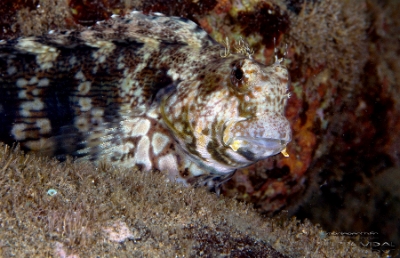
[
  {"xmin": 230, "ymin": 136, "xmax": 289, "ymax": 161},
  {"xmin": 224, "ymin": 114, "xmax": 291, "ymax": 161}
]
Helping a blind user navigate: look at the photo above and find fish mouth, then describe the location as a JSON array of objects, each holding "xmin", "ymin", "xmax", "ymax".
[
  {"xmin": 227, "ymin": 136, "xmax": 289, "ymax": 161},
  {"xmin": 223, "ymin": 114, "xmax": 291, "ymax": 161}
]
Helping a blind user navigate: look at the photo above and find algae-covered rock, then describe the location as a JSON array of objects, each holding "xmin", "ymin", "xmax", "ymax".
[{"xmin": 0, "ymin": 144, "xmax": 378, "ymax": 257}]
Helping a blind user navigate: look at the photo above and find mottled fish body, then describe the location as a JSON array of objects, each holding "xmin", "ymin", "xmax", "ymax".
[{"xmin": 0, "ymin": 12, "xmax": 291, "ymax": 187}]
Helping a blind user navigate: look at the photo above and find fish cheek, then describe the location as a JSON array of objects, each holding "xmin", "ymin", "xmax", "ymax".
[{"xmin": 238, "ymin": 102, "xmax": 256, "ymax": 118}]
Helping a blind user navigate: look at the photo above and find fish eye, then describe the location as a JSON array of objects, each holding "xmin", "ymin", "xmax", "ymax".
[
  {"xmin": 230, "ymin": 61, "xmax": 248, "ymax": 92},
  {"xmin": 233, "ymin": 67, "xmax": 243, "ymax": 80}
]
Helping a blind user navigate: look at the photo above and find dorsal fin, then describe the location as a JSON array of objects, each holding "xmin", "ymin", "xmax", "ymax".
[{"xmin": 85, "ymin": 11, "xmax": 218, "ymax": 49}]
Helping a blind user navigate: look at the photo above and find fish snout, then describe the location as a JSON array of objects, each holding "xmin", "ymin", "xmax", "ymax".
[{"xmin": 223, "ymin": 113, "xmax": 291, "ymax": 161}]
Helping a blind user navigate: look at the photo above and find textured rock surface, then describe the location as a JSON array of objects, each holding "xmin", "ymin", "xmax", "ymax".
[
  {"xmin": 0, "ymin": 0, "xmax": 399, "ymax": 256},
  {"xmin": 0, "ymin": 144, "xmax": 378, "ymax": 257}
]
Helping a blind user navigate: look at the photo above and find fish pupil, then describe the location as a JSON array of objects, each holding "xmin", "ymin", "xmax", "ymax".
[{"xmin": 233, "ymin": 67, "xmax": 243, "ymax": 80}]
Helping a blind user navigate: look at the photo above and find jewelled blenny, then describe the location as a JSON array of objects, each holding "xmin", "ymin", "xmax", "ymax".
[{"xmin": 0, "ymin": 12, "xmax": 291, "ymax": 188}]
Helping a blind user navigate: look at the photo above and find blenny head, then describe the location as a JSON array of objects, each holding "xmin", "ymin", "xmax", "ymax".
[{"xmin": 161, "ymin": 54, "xmax": 291, "ymax": 175}]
